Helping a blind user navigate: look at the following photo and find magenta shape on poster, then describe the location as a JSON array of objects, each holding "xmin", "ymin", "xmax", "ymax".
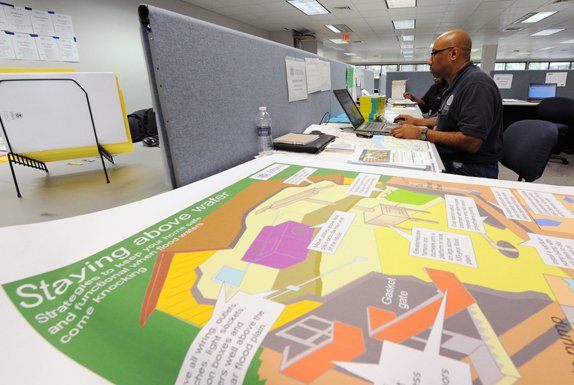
[{"xmin": 242, "ymin": 221, "xmax": 314, "ymax": 269}]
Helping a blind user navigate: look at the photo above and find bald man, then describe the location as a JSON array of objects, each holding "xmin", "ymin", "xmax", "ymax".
[{"xmin": 391, "ymin": 30, "xmax": 503, "ymax": 179}]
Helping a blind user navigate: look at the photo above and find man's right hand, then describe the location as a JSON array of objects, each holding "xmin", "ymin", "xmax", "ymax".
[
  {"xmin": 394, "ymin": 114, "xmax": 418, "ymax": 125},
  {"xmin": 403, "ymin": 92, "xmax": 413, "ymax": 100}
]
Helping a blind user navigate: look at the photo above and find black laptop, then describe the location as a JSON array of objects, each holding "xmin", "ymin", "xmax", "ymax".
[
  {"xmin": 527, "ymin": 83, "xmax": 557, "ymax": 102},
  {"xmin": 333, "ymin": 89, "xmax": 397, "ymax": 135}
]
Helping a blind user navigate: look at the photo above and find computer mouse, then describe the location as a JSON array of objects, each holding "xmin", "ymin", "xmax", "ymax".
[
  {"xmin": 393, "ymin": 117, "xmax": 405, "ymax": 123},
  {"xmin": 142, "ymin": 136, "xmax": 159, "ymax": 147}
]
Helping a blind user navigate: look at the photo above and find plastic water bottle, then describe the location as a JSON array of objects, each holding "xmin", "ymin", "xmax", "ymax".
[{"xmin": 255, "ymin": 106, "xmax": 273, "ymax": 155}]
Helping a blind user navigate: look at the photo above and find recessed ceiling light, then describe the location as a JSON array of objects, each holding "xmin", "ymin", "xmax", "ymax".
[
  {"xmin": 325, "ymin": 25, "xmax": 341, "ymax": 33},
  {"xmin": 401, "ymin": 35, "xmax": 415, "ymax": 41},
  {"xmin": 325, "ymin": 24, "xmax": 353, "ymax": 33},
  {"xmin": 531, "ymin": 29, "xmax": 564, "ymax": 36},
  {"xmin": 288, "ymin": 0, "xmax": 330, "ymax": 16},
  {"xmin": 344, "ymin": 52, "xmax": 357, "ymax": 56},
  {"xmin": 521, "ymin": 11, "xmax": 557, "ymax": 23},
  {"xmin": 393, "ymin": 20, "xmax": 416, "ymax": 29},
  {"xmin": 386, "ymin": 0, "xmax": 416, "ymax": 9},
  {"xmin": 404, "ymin": 55, "xmax": 413, "ymax": 58},
  {"xmin": 329, "ymin": 38, "xmax": 349, "ymax": 44},
  {"xmin": 401, "ymin": 44, "xmax": 414, "ymax": 49},
  {"xmin": 401, "ymin": 50, "xmax": 414, "ymax": 54}
]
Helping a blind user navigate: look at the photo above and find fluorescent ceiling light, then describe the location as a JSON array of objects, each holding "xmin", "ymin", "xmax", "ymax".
[
  {"xmin": 521, "ymin": 11, "xmax": 557, "ymax": 23},
  {"xmin": 531, "ymin": 29, "xmax": 564, "ymax": 36},
  {"xmin": 329, "ymin": 38, "xmax": 349, "ymax": 44},
  {"xmin": 401, "ymin": 50, "xmax": 414, "ymax": 54},
  {"xmin": 560, "ymin": 39, "xmax": 574, "ymax": 44},
  {"xmin": 288, "ymin": 0, "xmax": 330, "ymax": 16},
  {"xmin": 538, "ymin": 46, "xmax": 555, "ymax": 51},
  {"xmin": 401, "ymin": 44, "xmax": 414, "ymax": 49},
  {"xmin": 344, "ymin": 52, "xmax": 357, "ymax": 56},
  {"xmin": 386, "ymin": 0, "xmax": 416, "ymax": 9},
  {"xmin": 401, "ymin": 35, "xmax": 414, "ymax": 41},
  {"xmin": 325, "ymin": 25, "xmax": 340, "ymax": 33},
  {"xmin": 393, "ymin": 20, "xmax": 415, "ymax": 29}
]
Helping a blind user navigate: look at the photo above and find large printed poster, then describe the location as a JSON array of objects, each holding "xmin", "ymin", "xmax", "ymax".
[{"xmin": 3, "ymin": 158, "xmax": 574, "ymax": 384}]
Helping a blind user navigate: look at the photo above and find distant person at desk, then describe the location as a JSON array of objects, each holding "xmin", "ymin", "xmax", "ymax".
[
  {"xmin": 390, "ymin": 29, "xmax": 503, "ymax": 179},
  {"xmin": 403, "ymin": 77, "xmax": 447, "ymax": 117}
]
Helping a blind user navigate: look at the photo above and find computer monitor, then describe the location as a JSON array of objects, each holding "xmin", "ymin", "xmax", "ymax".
[{"xmin": 528, "ymin": 83, "xmax": 557, "ymax": 101}]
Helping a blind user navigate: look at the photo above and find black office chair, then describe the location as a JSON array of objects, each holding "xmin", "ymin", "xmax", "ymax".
[
  {"xmin": 537, "ymin": 96, "xmax": 574, "ymax": 165},
  {"xmin": 501, "ymin": 120, "xmax": 558, "ymax": 182}
]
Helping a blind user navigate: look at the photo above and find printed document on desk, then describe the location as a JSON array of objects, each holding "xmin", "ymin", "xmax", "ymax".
[{"xmin": 347, "ymin": 148, "xmax": 430, "ymax": 170}]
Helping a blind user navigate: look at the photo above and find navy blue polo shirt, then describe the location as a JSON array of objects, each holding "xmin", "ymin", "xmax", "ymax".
[{"xmin": 435, "ymin": 61, "xmax": 503, "ymax": 165}]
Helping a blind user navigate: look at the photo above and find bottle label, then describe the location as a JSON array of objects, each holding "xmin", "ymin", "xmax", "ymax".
[{"xmin": 258, "ymin": 126, "xmax": 271, "ymax": 137}]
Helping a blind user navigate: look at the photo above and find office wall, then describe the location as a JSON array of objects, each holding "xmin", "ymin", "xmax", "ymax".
[{"xmin": 0, "ymin": 0, "xmax": 268, "ymax": 113}]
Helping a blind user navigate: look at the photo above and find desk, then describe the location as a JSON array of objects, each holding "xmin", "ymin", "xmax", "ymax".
[
  {"xmin": 302, "ymin": 103, "xmax": 444, "ymax": 172},
  {"xmin": 2, "ymin": 156, "xmax": 574, "ymax": 384},
  {"xmin": 502, "ymin": 99, "xmax": 539, "ymax": 129}
]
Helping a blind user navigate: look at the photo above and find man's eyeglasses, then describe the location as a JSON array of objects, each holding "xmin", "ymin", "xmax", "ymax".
[{"xmin": 430, "ymin": 46, "xmax": 454, "ymax": 57}]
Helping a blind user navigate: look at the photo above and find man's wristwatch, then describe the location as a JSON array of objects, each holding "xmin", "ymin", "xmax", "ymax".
[{"xmin": 420, "ymin": 127, "xmax": 429, "ymax": 141}]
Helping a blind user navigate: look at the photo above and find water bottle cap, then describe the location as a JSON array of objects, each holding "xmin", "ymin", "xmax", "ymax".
[{"xmin": 259, "ymin": 106, "xmax": 266, "ymax": 111}]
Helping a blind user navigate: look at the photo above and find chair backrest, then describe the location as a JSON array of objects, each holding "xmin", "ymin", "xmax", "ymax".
[
  {"xmin": 501, "ymin": 120, "xmax": 558, "ymax": 182},
  {"xmin": 538, "ymin": 97, "xmax": 574, "ymax": 122}
]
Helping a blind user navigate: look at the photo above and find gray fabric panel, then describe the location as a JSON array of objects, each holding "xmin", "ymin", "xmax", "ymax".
[
  {"xmin": 139, "ymin": 5, "xmax": 349, "ymax": 188},
  {"xmin": 490, "ymin": 70, "xmax": 574, "ymax": 99},
  {"xmin": 385, "ymin": 71, "xmax": 436, "ymax": 99}
]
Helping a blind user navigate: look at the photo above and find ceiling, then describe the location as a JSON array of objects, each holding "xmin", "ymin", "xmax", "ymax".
[{"xmin": 181, "ymin": 0, "xmax": 574, "ymax": 64}]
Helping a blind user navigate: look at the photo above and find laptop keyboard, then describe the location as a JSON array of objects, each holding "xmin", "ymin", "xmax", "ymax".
[{"xmin": 362, "ymin": 121, "xmax": 397, "ymax": 132}]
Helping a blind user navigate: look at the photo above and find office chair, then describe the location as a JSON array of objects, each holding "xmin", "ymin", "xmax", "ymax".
[
  {"xmin": 501, "ymin": 120, "xmax": 558, "ymax": 182},
  {"xmin": 537, "ymin": 96, "xmax": 574, "ymax": 165}
]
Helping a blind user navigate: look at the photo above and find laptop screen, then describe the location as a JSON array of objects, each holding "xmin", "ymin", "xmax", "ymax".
[
  {"xmin": 333, "ymin": 89, "xmax": 364, "ymax": 128},
  {"xmin": 528, "ymin": 83, "xmax": 557, "ymax": 100}
]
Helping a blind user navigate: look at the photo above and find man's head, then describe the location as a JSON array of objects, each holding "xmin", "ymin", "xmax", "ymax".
[{"xmin": 428, "ymin": 30, "xmax": 472, "ymax": 83}]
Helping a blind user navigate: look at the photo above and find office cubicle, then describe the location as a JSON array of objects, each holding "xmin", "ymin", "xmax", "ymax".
[
  {"xmin": 490, "ymin": 70, "xmax": 574, "ymax": 99},
  {"xmin": 139, "ymin": 5, "xmax": 354, "ymax": 188},
  {"xmin": 386, "ymin": 71, "xmax": 436, "ymax": 100}
]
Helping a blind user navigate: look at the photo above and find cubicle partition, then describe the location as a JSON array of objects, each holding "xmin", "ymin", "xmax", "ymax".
[
  {"xmin": 490, "ymin": 69, "xmax": 574, "ymax": 99},
  {"xmin": 138, "ymin": 5, "xmax": 350, "ymax": 188},
  {"xmin": 385, "ymin": 71, "xmax": 436, "ymax": 99}
]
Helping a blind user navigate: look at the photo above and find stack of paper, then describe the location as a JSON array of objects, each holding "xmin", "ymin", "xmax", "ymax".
[
  {"xmin": 324, "ymin": 142, "xmax": 356, "ymax": 153},
  {"xmin": 359, "ymin": 95, "xmax": 385, "ymax": 122}
]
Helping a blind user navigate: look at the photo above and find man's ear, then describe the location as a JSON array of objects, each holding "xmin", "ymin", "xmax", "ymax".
[{"xmin": 450, "ymin": 47, "xmax": 459, "ymax": 61}]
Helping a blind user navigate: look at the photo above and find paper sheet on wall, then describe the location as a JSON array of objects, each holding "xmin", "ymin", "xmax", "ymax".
[
  {"xmin": 0, "ymin": 32, "xmax": 16, "ymax": 60},
  {"xmin": 57, "ymin": 37, "xmax": 80, "ymax": 62},
  {"xmin": 0, "ymin": 6, "xmax": 9, "ymax": 31},
  {"xmin": 52, "ymin": 13, "xmax": 75, "ymax": 39},
  {"xmin": 285, "ymin": 56, "xmax": 307, "ymax": 102},
  {"xmin": 11, "ymin": 33, "xmax": 40, "ymax": 61},
  {"xmin": 305, "ymin": 57, "xmax": 322, "ymax": 94},
  {"xmin": 546, "ymin": 72, "xmax": 567, "ymax": 87},
  {"xmin": 320, "ymin": 59, "xmax": 331, "ymax": 91},
  {"xmin": 35, "ymin": 36, "xmax": 61, "ymax": 61},
  {"xmin": 4, "ymin": 6, "xmax": 33, "ymax": 34},
  {"xmin": 493, "ymin": 74, "xmax": 513, "ymax": 89},
  {"xmin": 31, "ymin": 10, "xmax": 56, "ymax": 37},
  {"xmin": 347, "ymin": 66, "xmax": 354, "ymax": 89}
]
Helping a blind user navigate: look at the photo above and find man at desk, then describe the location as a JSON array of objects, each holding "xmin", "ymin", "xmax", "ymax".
[
  {"xmin": 391, "ymin": 29, "xmax": 503, "ymax": 179},
  {"xmin": 403, "ymin": 77, "xmax": 447, "ymax": 117}
]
